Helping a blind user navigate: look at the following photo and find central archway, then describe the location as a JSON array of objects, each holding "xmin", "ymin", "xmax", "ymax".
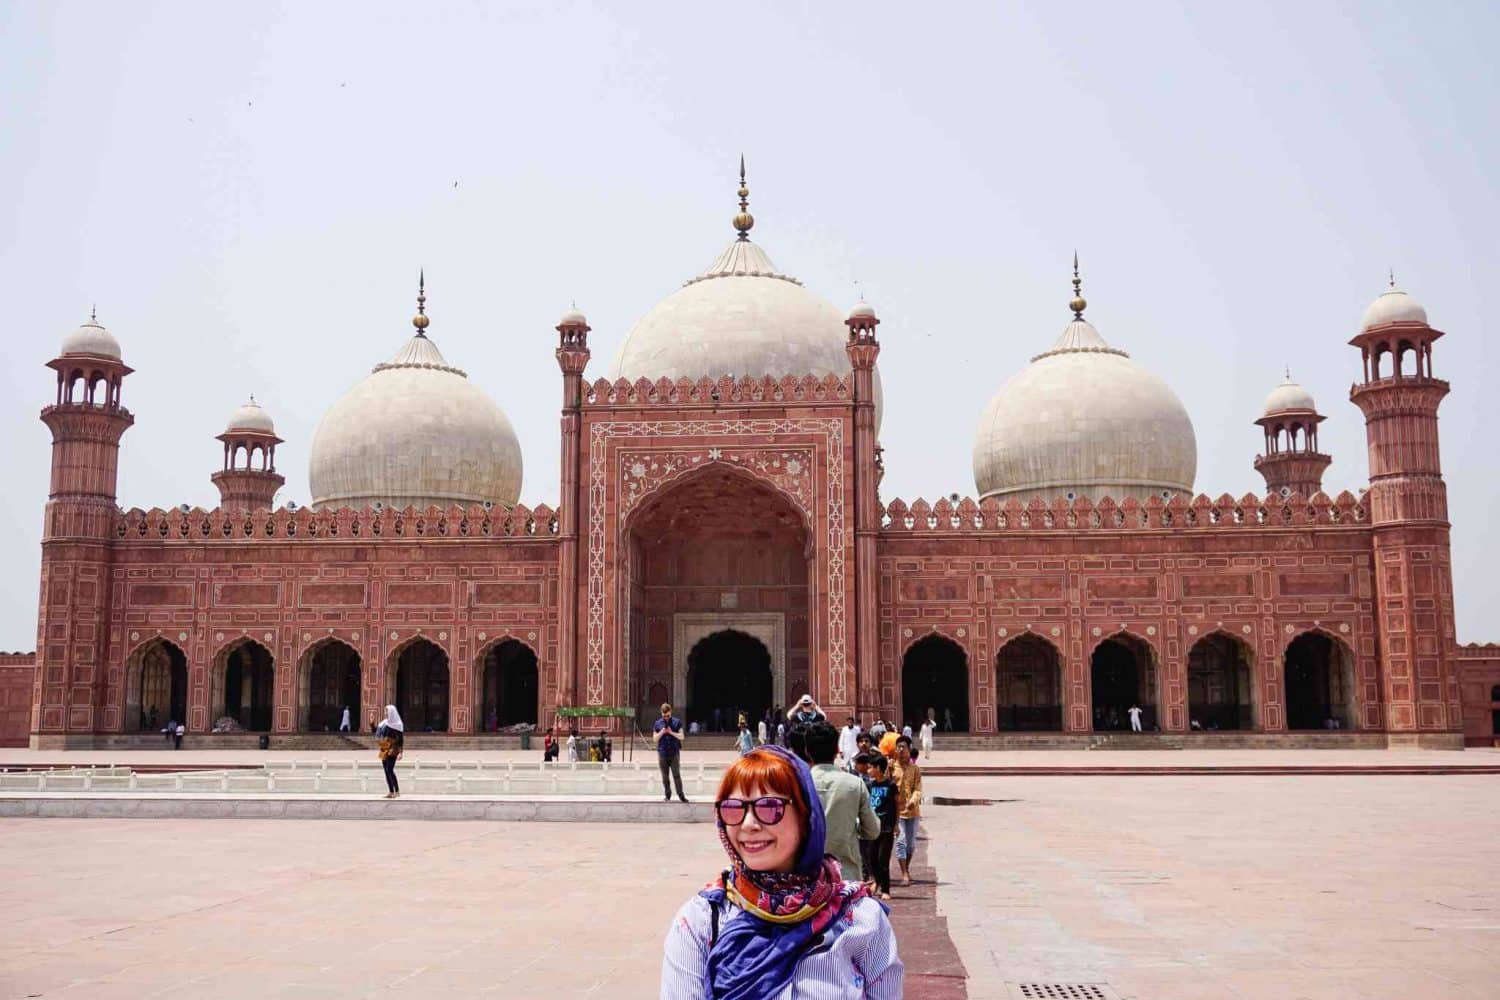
[
  {"xmin": 211, "ymin": 639, "xmax": 274, "ymax": 732},
  {"xmin": 1091, "ymin": 633, "xmax": 1158, "ymax": 732},
  {"xmin": 903, "ymin": 634, "xmax": 969, "ymax": 732},
  {"xmin": 393, "ymin": 639, "xmax": 450, "ymax": 732},
  {"xmin": 995, "ymin": 633, "xmax": 1063, "ymax": 731},
  {"xmin": 475, "ymin": 639, "xmax": 538, "ymax": 731},
  {"xmin": 627, "ymin": 466, "xmax": 810, "ymax": 725},
  {"xmin": 1187, "ymin": 633, "xmax": 1255, "ymax": 730},
  {"xmin": 124, "ymin": 638, "xmax": 187, "ymax": 732},
  {"xmin": 687, "ymin": 629, "xmax": 773, "ymax": 732}
]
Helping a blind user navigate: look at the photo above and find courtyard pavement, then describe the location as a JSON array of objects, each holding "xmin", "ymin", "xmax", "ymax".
[{"xmin": 1, "ymin": 764, "xmax": 1496, "ymax": 998}]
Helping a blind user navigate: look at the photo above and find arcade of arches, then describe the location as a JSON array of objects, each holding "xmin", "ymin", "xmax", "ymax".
[
  {"xmin": 476, "ymin": 639, "xmax": 539, "ymax": 731},
  {"xmin": 1091, "ymin": 634, "xmax": 1158, "ymax": 732},
  {"xmin": 125, "ymin": 639, "xmax": 186, "ymax": 732},
  {"xmin": 994, "ymin": 634, "xmax": 1062, "ymax": 731},
  {"xmin": 212, "ymin": 639, "xmax": 274, "ymax": 732},
  {"xmin": 627, "ymin": 469, "xmax": 810, "ymax": 724},
  {"xmin": 902, "ymin": 634, "xmax": 969, "ymax": 732}
]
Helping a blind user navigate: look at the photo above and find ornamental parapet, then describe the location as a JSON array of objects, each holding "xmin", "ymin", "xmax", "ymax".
[
  {"xmin": 115, "ymin": 502, "xmax": 559, "ymax": 542},
  {"xmin": 583, "ymin": 373, "xmax": 852, "ymax": 408},
  {"xmin": 879, "ymin": 491, "xmax": 1367, "ymax": 533}
]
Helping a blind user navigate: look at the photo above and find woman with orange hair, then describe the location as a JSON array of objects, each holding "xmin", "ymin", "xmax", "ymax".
[{"xmin": 660, "ymin": 745, "xmax": 903, "ymax": 998}]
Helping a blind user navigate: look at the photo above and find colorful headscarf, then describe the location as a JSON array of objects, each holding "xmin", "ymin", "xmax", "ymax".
[{"xmin": 698, "ymin": 744, "xmax": 871, "ymax": 999}]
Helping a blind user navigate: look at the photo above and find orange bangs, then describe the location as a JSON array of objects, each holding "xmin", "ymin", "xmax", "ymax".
[{"xmin": 715, "ymin": 748, "xmax": 807, "ymax": 813}]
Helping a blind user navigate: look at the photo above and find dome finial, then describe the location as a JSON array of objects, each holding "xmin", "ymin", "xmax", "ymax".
[
  {"xmin": 1069, "ymin": 251, "xmax": 1087, "ymax": 320},
  {"xmin": 90, "ymin": 304, "xmax": 97, "ymax": 323},
  {"xmin": 1388, "ymin": 267, "xmax": 1396, "ymax": 289},
  {"xmin": 733, "ymin": 154, "xmax": 754, "ymax": 242},
  {"xmin": 413, "ymin": 270, "xmax": 430, "ymax": 335}
]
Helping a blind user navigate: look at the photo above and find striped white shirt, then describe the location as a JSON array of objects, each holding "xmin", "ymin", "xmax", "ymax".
[{"xmin": 660, "ymin": 892, "xmax": 903, "ymax": 999}]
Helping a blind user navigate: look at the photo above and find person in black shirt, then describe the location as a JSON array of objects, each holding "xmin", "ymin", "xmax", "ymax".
[
  {"xmin": 652, "ymin": 702, "xmax": 688, "ymax": 802},
  {"xmin": 865, "ymin": 755, "xmax": 899, "ymax": 899}
]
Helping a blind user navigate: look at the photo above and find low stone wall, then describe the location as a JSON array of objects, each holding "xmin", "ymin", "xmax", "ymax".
[{"xmin": 0, "ymin": 794, "xmax": 713, "ymax": 822}]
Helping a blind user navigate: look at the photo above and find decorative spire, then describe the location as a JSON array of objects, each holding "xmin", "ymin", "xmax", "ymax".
[
  {"xmin": 733, "ymin": 155, "xmax": 754, "ymax": 242},
  {"xmin": 1388, "ymin": 267, "xmax": 1396, "ymax": 289},
  {"xmin": 412, "ymin": 270, "xmax": 429, "ymax": 335},
  {"xmin": 1069, "ymin": 251, "xmax": 1087, "ymax": 320},
  {"xmin": 90, "ymin": 304, "xmax": 97, "ymax": 323},
  {"xmin": 1285, "ymin": 365, "xmax": 1291, "ymax": 381}
]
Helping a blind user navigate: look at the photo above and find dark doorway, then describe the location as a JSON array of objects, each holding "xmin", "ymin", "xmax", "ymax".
[
  {"xmin": 902, "ymin": 634, "xmax": 969, "ymax": 732},
  {"xmin": 219, "ymin": 640, "xmax": 274, "ymax": 732},
  {"xmin": 304, "ymin": 640, "xmax": 362, "ymax": 732},
  {"xmin": 478, "ymin": 640, "xmax": 539, "ymax": 731},
  {"xmin": 1284, "ymin": 633, "xmax": 1354, "ymax": 730},
  {"xmin": 129, "ymin": 639, "xmax": 187, "ymax": 732},
  {"xmin": 396, "ymin": 639, "xmax": 450, "ymax": 732},
  {"xmin": 688, "ymin": 630, "xmax": 772, "ymax": 732},
  {"xmin": 1187, "ymin": 634, "xmax": 1254, "ymax": 731},
  {"xmin": 1491, "ymin": 685, "xmax": 1500, "ymax": 740},
  {"xmin": 995, "ymin": 634, "xmax": 1062, "ymax": 731},
  {"xmin": 1091, "ymin": 635, "xmax": 1157, "ymax": 731}
]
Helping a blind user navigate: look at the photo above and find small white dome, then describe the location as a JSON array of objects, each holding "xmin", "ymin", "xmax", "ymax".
[
  {"xmin": 848, "ymin": 300, "xmax": 877, "ymax": 321},
  {"xmin": 558, "ymin": 306, "xmax": 588, "ymax": 327},
  {"xmin": 1261, "ymin": 377, "xmax": 1316, "ymax": 416},
  {"xmin": 226, "ymin": 397, "xmax": 276, "ymax": 434},
  {"xmin": 609, "ymin": 237, "xmax": 881, "ymax": 424},
  {"xmin": 973, "ymin": 316, "xmax": 1197, "ymax": 502},
  {"xmin": 61, "ymin": 317, "xmax": 121, "ymax": 360},
  {"xmin": 308, "ymin": 332, "xmax": 523, "ymax": 510},
  {"xmin": 1361, "ymin": 285, "xmax": 1427, "ymax": 330}
]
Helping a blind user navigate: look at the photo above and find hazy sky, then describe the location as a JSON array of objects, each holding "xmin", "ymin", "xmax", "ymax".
[{"xmin": 1, "ymin": 2, "xmax": 1496, "ymax": 649}]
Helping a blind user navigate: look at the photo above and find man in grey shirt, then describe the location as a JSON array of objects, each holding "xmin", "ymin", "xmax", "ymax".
[{"xmin": 802, "ymin": 720, "xmax": 878, "ymax": 881}]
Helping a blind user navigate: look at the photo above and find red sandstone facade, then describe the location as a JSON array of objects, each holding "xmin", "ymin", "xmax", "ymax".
[{"xmin": 18, "ymin": 298, "xmax": 1495, "ymax": 750}]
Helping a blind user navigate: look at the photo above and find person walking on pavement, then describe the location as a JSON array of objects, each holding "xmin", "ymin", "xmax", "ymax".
[
  {"xmin": 654, "ymin": 702, "xmax": 688, "ymax": 802},
  {"xmin": 376, "ymin": 705, "xmax": 404, "ymax": 798},
  {"xmin": 339, "ymin": 705, "xmax": 351, "ymax": 733},
  {"xmin": 756, "ymin": 716, "xmax": 768, "ymax": 745},
  {"xmin": 919, "ymin": 716, "xmax": 936, "ymax": 760},
  {"xmin": 1128, "ymin": 703, "xmax": 1144, "ymax": 733},
  {"xmin": 172, "ymin": 722, "xmax": 185, "ymax": 750},
  {"xmin": 890, "ymin": 735, "xmax": 924, "ymax": 887},
  {"xmin": 865, "ymin": 755, "xmax": 900, "ymax": 900},
  {"xmin": 838, "ymin": 716, "xmax": 861, "ymax": 769},
  {"xmin": 736, "ymin": 720, "xmax": 755, "ymax": 756},
  {"xmin": 804, "ymin": 721, "xmax": 879, "ymax": 882}
]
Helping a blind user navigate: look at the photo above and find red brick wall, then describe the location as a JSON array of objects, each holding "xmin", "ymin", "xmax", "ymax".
[
  {"xmin": 1456, "ymin": 644, "xmax": 1500, "ymax": 746},
  {"xmin": 0, "ymin": 652, "xmax": 36, "ymax": 746}
]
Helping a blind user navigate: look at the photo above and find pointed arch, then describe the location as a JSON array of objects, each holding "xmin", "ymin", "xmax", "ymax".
[
  {"xmin": 995, "ymin": 632, "xmax": 1063, "ymax": 731},
  {"xmin": 474, "ymin": 636, "xmax": 539, "ymax": 731},
  {"xmin": 210, "ymin": 637, "xmax": 275, "ymax": 732},
  {"xmin": 1089, "ymin": 630, "xmax": 1159, "ymax": 732},
  {"xmin": 1283, "ymin": 630, "xmax": 1357, "ymax": 730},
  {"xmin": 298, "ymin": 637, "xmax": 362, "ymax": 732},
  {"xmin": 1186, "ymin": 631, "xmax": 1257, "ymax": 731},
  {"xmin": 123, "ymin": 637, "xmax": 188, "ymax": 733},
  {"xmin": 388, "ymin": 636, "xmax": 450, "ymax": 732},
  {"xmin": 902, "ymin": 632, "xmax": 969, "ymax": 732}
]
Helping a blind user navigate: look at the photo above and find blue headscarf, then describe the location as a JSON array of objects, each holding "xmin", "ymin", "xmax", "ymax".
[{"xmin": 698, "ymin": 744, "xmax": 866, "ymax": 999}]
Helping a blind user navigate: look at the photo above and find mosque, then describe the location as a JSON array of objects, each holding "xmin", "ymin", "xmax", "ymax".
[{"xmin": 8, "ymin": 169, "xmax": 1499, "ymax": 750}]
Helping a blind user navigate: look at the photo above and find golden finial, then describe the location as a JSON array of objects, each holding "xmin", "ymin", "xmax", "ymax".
[
  {"xmin": 413, "ymin": 270, "xmax": 430, "ymax": 334},
  {"xmin": 1069, "ymin": 251, "xmax": 1087, "ymax": 320},
  {"xmin": 733, "ymin": 154, "xmax": 754, "ymax": 241}
]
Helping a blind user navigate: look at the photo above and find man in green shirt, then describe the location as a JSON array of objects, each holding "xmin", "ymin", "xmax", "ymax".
[{"xmin": 802, "ymin": 720, "xmax": 879, "ymax": 881}]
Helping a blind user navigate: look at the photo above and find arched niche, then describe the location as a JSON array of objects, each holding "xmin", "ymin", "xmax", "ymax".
[
  {"xmin": 299, "ymin": 638, "xmax": 362, "ymax": 732},
  {"xmin": 124, "ymin": 638, "xmax": 188, "ymax": 733},
  {"xmin": 1283, "ymin": 631, "xmax": 1357, "ymax": 730},
  {"xmin": 902, "ymin": 633, "xmax": 969, "ymax": 732},
  {"xmin": 1186, "ymin": 632, "xmax": 1257, "ymax": 731},
  {"xmin": 994, "ymin": 633, "xmax": 1063, "ymax": 731},
  {"xmin": 474, "ymin": 638, "xmax": 539, "ymax": 731},
  {"xmin": 210, "ymin": 638, "xmax": 275, "ymax": 733},
  {"xmin": 1090, "ymin": 632, "xmax": 1159, "ymax": 732}
]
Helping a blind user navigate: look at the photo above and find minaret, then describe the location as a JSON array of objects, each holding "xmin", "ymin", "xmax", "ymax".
[
  {"xmin": 211, "ymin": 397, "xmax": 284, "ymax": 510},
  {"xmin": 1348, "ymin": 276, "xmax": 1461, "ymax": 746},
  {"xmin": 1253, "ymin": 372, "xmax": 1331, "ymax": 496},
  {"xmin": 555, "ymin": 303, "xmax": 591, "ymax": 720},
  {"xmin": 846, "ymin": 297, "xmax": 881, "ymax": 721},
  {"xmin": 37, "ymin": 311, "xmax": 135, "ymax": 738}
]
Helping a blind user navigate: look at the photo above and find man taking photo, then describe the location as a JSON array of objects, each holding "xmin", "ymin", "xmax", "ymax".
[{"xmin": 653, "ymin": 702, "xmax": 688, "ymax": 803}]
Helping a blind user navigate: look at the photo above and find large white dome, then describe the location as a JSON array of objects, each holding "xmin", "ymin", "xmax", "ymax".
[
  {"xmin": 308, "ymin": 329, "xmax": 522, "ymax": 510},
  {"xmin": 610, "ymin": 239, "xmax": 858, "ymax": 380},
  {"xmin": 61, "ymin": 316, "xmax": 122, "ymax": 360},
  {"xmin": 1361, "ymin": 282, "xmax": 1426, "ymax": 330},
  {"xmin": 973, "ymin": 315, "xmax": 1197, "ymax": 503}
]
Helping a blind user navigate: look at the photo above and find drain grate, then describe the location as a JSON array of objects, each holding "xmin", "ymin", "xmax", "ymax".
[{"xmin": 1007, "ymin": 984, "xmax": 1118, "ymax": 1000}]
